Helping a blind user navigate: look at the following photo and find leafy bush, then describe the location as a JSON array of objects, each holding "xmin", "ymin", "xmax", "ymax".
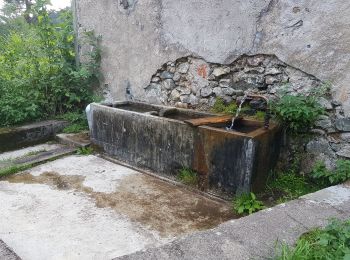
[
  {"xmin": 271, "ymin": 94, "xmax": 325, "ymax": 133},
  {"xmin": 233, "ymin": 192, "xmax": 265, "ymax": 215},
  {"xmin": 177, "ymin": 167, "xmax": 198, "ymax": 186},
  {"xmin": 58, "ymin": 112, "xmax": 89, "ymax": 133},
  {"xmin": 275, "ymin": 219, "xmax": 350, "ymax": 260},
  {"xmin": 0, "ymin": 3, "xmax": 100, "ymax": 126},
  {"xmin": 312, "ymin": 160, "xmax": 350, "ymax": 186}
]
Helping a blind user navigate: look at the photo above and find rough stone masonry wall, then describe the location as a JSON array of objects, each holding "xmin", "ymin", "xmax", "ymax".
[
  {"xmin": 74, "ymin": 0, "xmax": 350, "ymax": 171},
  {"xmin": 145, "ymin": 54, "xmax": 350, "ymax": 171},
  {"xmin": 145, "ymin": 55, "xmax": 323, "ymax": 110}
]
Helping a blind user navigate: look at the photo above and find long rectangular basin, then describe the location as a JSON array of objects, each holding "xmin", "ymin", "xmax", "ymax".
[{"xmin": 89, "ymin": 101, "xmax": 282, "ymax": 196}]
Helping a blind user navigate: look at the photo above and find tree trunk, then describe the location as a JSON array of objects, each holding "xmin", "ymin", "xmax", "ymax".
[{"xmin": 24, "ymin": 0, "xmax": 33, "ymax": 23}]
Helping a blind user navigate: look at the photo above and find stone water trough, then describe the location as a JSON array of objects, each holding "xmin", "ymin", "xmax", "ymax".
[{"xmin": 89, "ymin": 101, "xmax": 282, "ymax": 196}]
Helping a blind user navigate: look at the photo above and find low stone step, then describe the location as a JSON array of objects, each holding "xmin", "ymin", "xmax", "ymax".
[
  {"xmin": 56, "ymin": 132, "xmax": 91, "ymax": 148},
  {"xmin": 0, "ymin": 144, "xmax": 76, "ymax": 175},
  {"xmin": 13, "ymin": 146, "xmax": 76, "ymax": 165}
]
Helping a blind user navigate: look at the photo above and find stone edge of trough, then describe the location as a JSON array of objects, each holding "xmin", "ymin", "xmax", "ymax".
[
  {"xmin": 116, "ymin": 182, "xmax": 350, "ymax": 260},
  {"xmin": 0, "ymin": 240, "xmax": 21, "ymax": 260}
]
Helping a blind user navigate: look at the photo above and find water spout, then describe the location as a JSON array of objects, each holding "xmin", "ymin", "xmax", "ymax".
[
  {"xmin": 227, "ymin": 93, "xmax": 249, "ymax": 131},
  {"xmin": 226, "ymin": 93, "xmax": 271, "ymax": 131}
]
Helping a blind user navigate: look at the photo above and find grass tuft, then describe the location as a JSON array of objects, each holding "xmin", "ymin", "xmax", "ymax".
[
  {"xmin": 265, "ymin": 171, "xmax": 322, "ymax": 203},
  {"xmin": 177, "ymin": 167, "xmax": 198, "ymax": 186},
  {"xmin": 76, "ymin": 146, "xmax": 94, "ymax": 155},
  {"xmin": 0, "ymin": 164, "xmax": 33, "ymax": 178}
]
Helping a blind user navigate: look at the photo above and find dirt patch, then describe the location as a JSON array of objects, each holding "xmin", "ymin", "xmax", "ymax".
[
  {"xmin": 92, "ymin": 174, "xmax": 236, "ymax": 236},
  {"xmin": 6, "ymin": 172, "xmax": 85, "ymax": 191},
  {"xmin": 5, "ymin": 171, "xmax": 236, "ymax": 237}
]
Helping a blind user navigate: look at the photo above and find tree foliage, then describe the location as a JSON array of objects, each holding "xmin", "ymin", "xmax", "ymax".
[
  {"xmin": 0, "ymin": 1, "xmax": 99, "ymax": 126},
  {"xmin": 2, "ymin": 0, "xmax": 36, "ymax": 22}
]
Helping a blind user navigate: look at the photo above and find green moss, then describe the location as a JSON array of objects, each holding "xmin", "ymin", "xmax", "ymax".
[
  {"xmin": 212, "ymin": 98, "xmax": 267, "ymax": 121},
  {"xmin": 254, "ymin": 111, "xmax": 266, "ymax": 121},
  {"xmin": 211, "ymin": 98, "xmax": 238, "ymax": 115}
]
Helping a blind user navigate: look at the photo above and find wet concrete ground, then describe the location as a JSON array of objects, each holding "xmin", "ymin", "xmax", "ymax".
[{"xmin": 0, "ymin": 152, "xmax": 234, "ymax": 260}]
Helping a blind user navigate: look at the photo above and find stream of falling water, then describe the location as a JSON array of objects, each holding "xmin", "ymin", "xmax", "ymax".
[{"xmin": 227, "ymin": 93, "xmax": 248, "ymax": 130}]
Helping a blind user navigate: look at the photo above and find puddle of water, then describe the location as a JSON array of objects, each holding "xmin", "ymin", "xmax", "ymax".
[{"xmin": 5, "ymin": 171, "xmax": 235, "ymax": 237}]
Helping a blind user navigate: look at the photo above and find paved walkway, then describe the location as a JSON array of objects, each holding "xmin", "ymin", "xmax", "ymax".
[
  {"xmin": 117, "ymin": 182, "xmax": 350, "ymax": 260},
  {"xmin": 1, "ymin": 145, "xmax": 350, "ymax": 260},
  {"xmin": 0, "ymin": 152, "xmax": 233, "ymax": 260}
]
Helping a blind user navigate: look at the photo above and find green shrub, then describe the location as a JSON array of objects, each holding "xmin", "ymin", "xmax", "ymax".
[
  {"xmin": 275, "ymin": 219, "xmax": 350, "ymax": 260},
  {"xmin": 212, "ymin": 98, "xmax": 238, "ymax": 114},
  {"xmin": 177, "ymin": 167, "xmax": 198, "ymax": 186},
  {"xmin": 0, "ymin": 3, "xmax": 100, "ymax": 127},
  {"xmin": 233, "ymin": 192, "xmax": 265, "ymax": 215},
  {"xmin": 312, "ymin": 160, "xmax": 350, "ymax": 186},
  {"xmin": 58, "ymin": 112, "xmax": 89, "ymax": 133},
  {"xmin": 271, "ymin": 94, "xmax": 325, "ymax": 133}
]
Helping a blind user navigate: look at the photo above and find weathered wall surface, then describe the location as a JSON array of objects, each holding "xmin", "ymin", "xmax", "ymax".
[
  {"xmin": 74, "ymin": 0, "xmax": 350, "ymax": 112},
  {"xmin": 74, "ymin": 0, "xmax": 350, "ymax": 167},
  {"xmin": 257, "ymin": 0, "xmax": 350, "ymax": 114}
]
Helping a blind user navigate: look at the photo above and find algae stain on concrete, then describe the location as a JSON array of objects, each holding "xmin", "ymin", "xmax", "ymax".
[
  {"xmin": 6, "ymin": 172, "xmax": 85, "ymax": 191},
  {"xmin": 5, "ymin": 171, "xmax": 235, "ymax": 237}
]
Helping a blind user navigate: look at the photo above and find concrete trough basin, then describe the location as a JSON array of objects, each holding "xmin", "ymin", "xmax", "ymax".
[
  {"xmin": 89, "ymin": 101, "xmax": 282, "ymax": 196},
  {"xmin": 0, "ymin": 120, "xmax": 68, "ymax": 153}
]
